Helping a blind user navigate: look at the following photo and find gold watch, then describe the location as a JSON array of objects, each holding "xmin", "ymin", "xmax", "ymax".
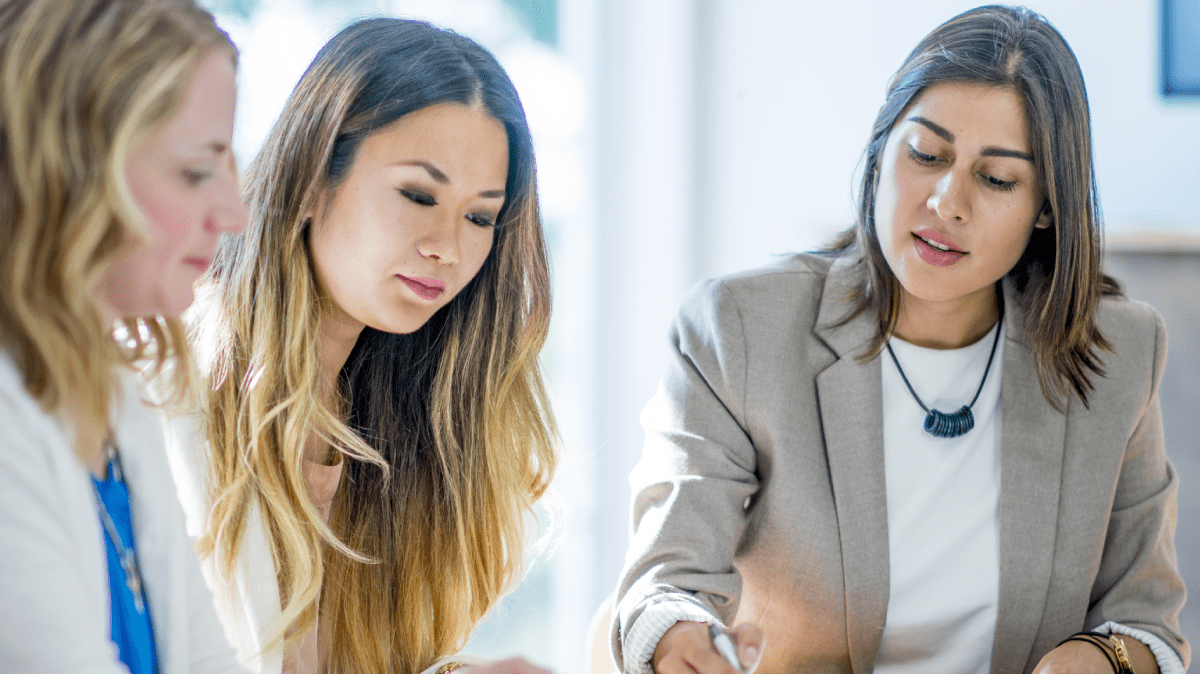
[{"xmin": 1107, "ymin": 635, "xmax": 1134, "ymax": 674}]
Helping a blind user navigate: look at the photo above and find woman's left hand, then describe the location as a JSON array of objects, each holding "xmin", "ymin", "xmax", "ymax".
[{"xmin": 1030, "ymin": 640, "xmax": 1114, "ymax": 674}]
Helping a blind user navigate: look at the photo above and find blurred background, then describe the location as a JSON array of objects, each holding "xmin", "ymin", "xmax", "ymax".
[{"xmin": 199, "ymin": 0, "xmax": 1200, "ymax": 671}]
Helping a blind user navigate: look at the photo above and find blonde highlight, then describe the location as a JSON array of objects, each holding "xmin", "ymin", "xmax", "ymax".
[
  {"xmin": 0, "ymin": 0, "xmax": 234, "ymax": 461},
  {"xmin": 192, "ymin": 19, "xmax": 557, "ymax": 672}
]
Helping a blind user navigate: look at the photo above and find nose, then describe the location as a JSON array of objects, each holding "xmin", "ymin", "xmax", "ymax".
[
  {"xmin": 416, "ymin": 212, "xmax": 461, "ymax": 265},
  {"xmin": 926, "ymin": 169, "xmax": 970, "ymax": 223},
  {"xmin": 208, "ymin": 154, "xmax": 247, "ymax": 234}
]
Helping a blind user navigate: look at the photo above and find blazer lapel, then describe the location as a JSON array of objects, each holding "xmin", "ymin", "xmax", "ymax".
[
  {"xmin": 990, "ymin": 280, "xmax": 1067, "ymax": 674},
  {"xmin": 814, "ymin": 258, "xmax": 890, "ymax": 674}
]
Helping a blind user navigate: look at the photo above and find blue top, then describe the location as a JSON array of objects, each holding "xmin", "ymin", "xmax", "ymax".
[{"xmin": 93, "ymin": 457, "xmax": 160, "ymax": 674}]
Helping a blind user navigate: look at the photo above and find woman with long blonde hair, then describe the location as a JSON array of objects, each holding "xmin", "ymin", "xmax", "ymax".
[
  {"xmin": 0, "ymin": 0, "xmax": 248, "ymax": 672},
  {"xmin": 167, "ymin": 17, "xmax": 558, "ymax": 674}
]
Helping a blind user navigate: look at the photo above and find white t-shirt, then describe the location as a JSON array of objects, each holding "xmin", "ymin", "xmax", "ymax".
[{"xmin": 875, "ymin": 323, "xmax": 1004, "ymax": 674}]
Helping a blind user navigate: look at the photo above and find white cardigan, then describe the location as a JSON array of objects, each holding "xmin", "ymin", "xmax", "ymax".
[
  {"xmin": 0, "ymin": 351, "xmax": 247, "ymax": 674},
  {"xmin": 163, "ymin": 412, "xmax": 485, "ymax": 674}
]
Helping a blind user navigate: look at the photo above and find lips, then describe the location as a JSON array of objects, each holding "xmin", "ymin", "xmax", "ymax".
[
  {"xmin": 397, "ymin": 274, "xmax": 445, "ymax": 301},
  {"xmin": 911, "ymin": 228, "xmax": 966, "ymax": 267},
  {"xmin": 183, "ymin": 257, "xmax": 212, "ymax": 273}
]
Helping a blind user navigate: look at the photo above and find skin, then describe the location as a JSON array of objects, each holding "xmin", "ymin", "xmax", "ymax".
[
  {"xmin": 95, "ymin": 50, "xmax": 247, "ymax": 325},
  {"xmin": 653, "ymin": 82, "xmax": 1160, "ymax": 674},
  {"xmin": 875, "ymin": 81, "xmax": 1051, "ymax": 350},
  {"xmin": 307, "ymin": 101, "xmax": 507, "ymax": 435},
  {"xmin": 86, "ymin": 49, "xmax": 245, "ymax": 475},
  {"xmin": 654, "ymin": 621, "xmax": 763, "ymax": 674}
]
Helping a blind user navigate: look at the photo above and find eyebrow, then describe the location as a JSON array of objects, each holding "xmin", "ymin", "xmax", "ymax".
[
  {"xmin": 183, "ymin": 141, "xmax": 229, "ymax": 158},
  {"xmin": 400, "ymin": 160, "xmax": 506, "ymax": 199},
  {"xmin": 908, "ymin": 116, "xmax": 1034, "ymax": 162}
]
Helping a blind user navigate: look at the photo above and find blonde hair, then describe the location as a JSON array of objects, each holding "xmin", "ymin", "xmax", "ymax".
[
  {"xmin": 192, "ymin": 19, "xmax": 557, "ymax": 673},
  {"xmin": 0, "ymin": 0, "xmax": 234, "ymax": 460}
]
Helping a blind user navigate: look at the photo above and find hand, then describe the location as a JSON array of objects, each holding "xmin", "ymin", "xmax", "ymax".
[
  {"xmin": 1031, "ymin": 640, "xmax": 1117, "ymax": 674},
  {"xmin": 653, "ymin": 621, "xmax": 764, "ymax": 674},
  {"xmin": 462, "ymin": 656, "xmax": 553, "ymax": 674}
]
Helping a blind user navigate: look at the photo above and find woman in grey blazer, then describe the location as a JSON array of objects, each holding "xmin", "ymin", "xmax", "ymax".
[{"xmin": 613, "ymin": 6, "xmax": 1187, "ymax": 674}]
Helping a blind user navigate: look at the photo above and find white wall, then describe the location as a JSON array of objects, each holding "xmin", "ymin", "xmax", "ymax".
[{"xmin": 692, "ymin": 0, "xmax": 1200, "ymax": 280}]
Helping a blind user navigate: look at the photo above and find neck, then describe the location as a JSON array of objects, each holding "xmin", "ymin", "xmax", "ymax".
[
  {"xmin": 307, "ymin": 309, "xmax": 363, "ymax": 465},
  {"xmin": 893, "ymin": 284, "xmax": 1001, "ymax": 349}
]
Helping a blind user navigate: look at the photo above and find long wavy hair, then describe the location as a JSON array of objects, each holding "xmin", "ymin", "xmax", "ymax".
[
  {"xmin": 191, "ymin": 18, "xmax": 557, "ymax": 673},
  {"xmin": 829, "ymin": 4, "xmax": 1120, "ymax": 409},
  {"xmin": 0, "ymin": 0, "xmax": 233, "ymax": 462}
]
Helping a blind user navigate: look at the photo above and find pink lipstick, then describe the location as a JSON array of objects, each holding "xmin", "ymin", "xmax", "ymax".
[
  {"xmin": 911, "ymin": 228, "xmax": 966, "ymax": 267},
  {"xmin": 183, "ymin": 257, "xmax": 212, "ymax": 273},
  {"xmin": 397, "ymin": 274, "xmax": 445, "ymax": 300}
]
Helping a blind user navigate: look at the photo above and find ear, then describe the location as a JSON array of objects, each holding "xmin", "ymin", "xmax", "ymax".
[
  {"xmin": 300, "ymin": 190, "xmax": 329, "ymax": 227},
  {"xmin": 1034, "ymin": 201, "xmax": 1053, "ymax": 230}
]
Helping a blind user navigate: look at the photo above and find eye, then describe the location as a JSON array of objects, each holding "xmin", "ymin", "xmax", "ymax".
[
  {"xmin": 467, "ymin": 212, "xmax": 497, "ymax": 228},
  {"xmin": 182, "ymin": 169, "xmax": 211, "ymax": 186},
  {"xmin": 981, "ymin": 173, "xmax": 1017, "ymax": 192},
  {"xmin": 399, "ymin": 189, "xmax": 437, "ymax": 206},
  {"xmin": 906, "ymin": 145, "xmax": 942, "ymax": 166}
]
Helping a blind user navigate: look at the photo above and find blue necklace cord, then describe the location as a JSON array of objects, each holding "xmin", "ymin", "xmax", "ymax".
[{"xmin": 885, "ymin": 305, "xmax": 1004, "ymax": 439}]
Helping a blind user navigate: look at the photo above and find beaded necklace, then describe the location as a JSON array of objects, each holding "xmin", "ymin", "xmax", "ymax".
[{"xmin": 885, "ymin": 304, "xmax": 1003, "ymax": 439}]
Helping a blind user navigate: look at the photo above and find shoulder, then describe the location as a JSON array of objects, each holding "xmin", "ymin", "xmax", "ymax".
[
  {"xmin": 0, "ymin": 350, "xmax": 75, "ymax": 482},
  {"xmin": 1083, "ymin": 295, "xmax": 1166, "ymax": 412},
  {"xmin": 1096, "ymin": 295, "xmax": 1165, "ymax": 351},
  {"xmin": 158, "ymin": 406, "xmax": 213, "ymax": 538},
  {"xmin": 677, "ymin": 253, "xmax": 834, "ymax": 329}
]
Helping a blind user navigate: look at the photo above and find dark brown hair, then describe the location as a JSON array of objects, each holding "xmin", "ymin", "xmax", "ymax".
[{"xmin": 830, "ymin": 4, "xmax": 1120, "ymax": 409}]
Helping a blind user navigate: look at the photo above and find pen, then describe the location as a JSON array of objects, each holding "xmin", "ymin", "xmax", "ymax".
[{"xmin": 708, "ymin": 623, "xmax": 745, "ymax": 673}]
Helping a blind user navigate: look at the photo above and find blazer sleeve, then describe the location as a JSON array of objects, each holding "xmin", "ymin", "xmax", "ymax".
[
  {"xmin": 612, "ymin": 279, "xmax": 760, "ymax": 668},
  {"xmin": 1085, "ymin": 306, "xmax": 1189, "ymax": 667}
]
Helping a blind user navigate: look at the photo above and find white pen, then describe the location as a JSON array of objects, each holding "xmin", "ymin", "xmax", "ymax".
[{"xmin": 708, "ymin": 623, "xmax": 745, "ymax": 673}]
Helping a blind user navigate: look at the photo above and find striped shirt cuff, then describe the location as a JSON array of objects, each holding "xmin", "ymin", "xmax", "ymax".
[
  {"xmin": 624, "ymin": 599, "xmax": 720, "ymax": 674},
  {"xmin": 1093, "ymin": 621, "xmax": 1185, "ymax": 674}
]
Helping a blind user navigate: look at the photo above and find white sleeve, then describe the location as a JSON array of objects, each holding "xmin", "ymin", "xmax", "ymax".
[
  {"xmin": 1093, "ymin": 620, "xmax": 1185, "ymax": 674},
  {"xmin": 0, "ymin": 388, "xmax": 128, "ymax": 673},
  {"xmin": 623, "ymin": 599, "xmax": 720, "ymax": 674}
]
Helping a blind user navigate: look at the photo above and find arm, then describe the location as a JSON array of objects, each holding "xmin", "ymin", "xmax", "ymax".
[
  {"xmin": 612, "ymin": 280, "xmax": 762, "ymax": 674},
  {"xmin": 0, "ymin": 388, "xmax": 129, "ymax": 673},
  {"xmin": 1035, "ymin": 309, "xmax": 1187, "ymax": 674}
]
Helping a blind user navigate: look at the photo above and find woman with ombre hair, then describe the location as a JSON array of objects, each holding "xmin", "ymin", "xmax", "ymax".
[
  {"xmin": 166, "ymin": 17, "xmax": 557, "ymax": 674},
  {"xmin": 0, "ymin": 0, "xmax": 248, "ymax": 672}
]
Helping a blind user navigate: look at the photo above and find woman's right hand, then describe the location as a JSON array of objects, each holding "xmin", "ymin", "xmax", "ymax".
[
  {"xmin": 653, "ymin": 621, "xmax": 764, "ymax": 674},
  {"xmin": 462, "ymin": 656, "xmax": 553, "ymax": 674}
]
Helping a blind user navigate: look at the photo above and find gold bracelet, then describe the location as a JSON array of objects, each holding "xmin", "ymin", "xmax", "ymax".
[
  {"xmin": 436, "ymin": 662, "xmax": 468, "ymax": 674},
  {"xmin": 1107, "ymin": 635, "xmax": 1134, "ymax": 674}
]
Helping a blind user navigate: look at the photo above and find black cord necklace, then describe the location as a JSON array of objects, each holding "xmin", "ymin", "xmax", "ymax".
[{"xmin": 885, "ymin": 305, "xmax": 1004, "ymax": 439}]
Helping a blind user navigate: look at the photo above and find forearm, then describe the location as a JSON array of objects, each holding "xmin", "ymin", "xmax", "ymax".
[{"xmin": 1124, "ymin": 636, "xmax": 1158, "ymax": 674}]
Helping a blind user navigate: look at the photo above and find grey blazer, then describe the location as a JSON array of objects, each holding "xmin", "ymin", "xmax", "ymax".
[{"xmin": 613, "ymin": 253, "xmax": 1187, "ymax": 674}]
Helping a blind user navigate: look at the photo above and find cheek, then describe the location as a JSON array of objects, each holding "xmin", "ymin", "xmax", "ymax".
[
  {"xmin": 130, "ymin": 186, "xmax": 199, "ymax": 265},
  {"xmin": 462, "ymin": 228, "xmax": 496, "ymax": 280}
]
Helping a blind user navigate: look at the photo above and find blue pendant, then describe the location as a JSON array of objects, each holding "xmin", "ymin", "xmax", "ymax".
[{"xmin": 923, "ymin": 405, "xmax": 975, "ymax": 438}]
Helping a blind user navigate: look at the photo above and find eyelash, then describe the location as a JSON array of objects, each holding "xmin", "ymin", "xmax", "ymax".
[
  {"xmin": 906, "ymin": 146, "xmax": 1017, "ymax": 193},
  {"xmin": 182, "ymin": 169, "xmax": 211, "ymax": 186},
  {"xmin": 400, "ymin": 189, "xmax": 498, "ymax": 228}
]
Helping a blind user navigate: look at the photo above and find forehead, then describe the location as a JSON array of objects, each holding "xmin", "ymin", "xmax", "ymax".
[
  {"xmin": 155, "ymin": 50, "xmax": 237, "ymax": 153},
  {"xmin": 899, "ymin": 81, "xmax": 1030, "ymax": 152},
  {"xmin": 357, "ymin": 103, "xmax": 509, "ymax": 168}
]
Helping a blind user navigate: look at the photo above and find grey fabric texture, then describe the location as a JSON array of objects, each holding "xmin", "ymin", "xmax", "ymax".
[{"xmin": 613, "ymin": 253, "xmax": 1188, "ymax": 674}]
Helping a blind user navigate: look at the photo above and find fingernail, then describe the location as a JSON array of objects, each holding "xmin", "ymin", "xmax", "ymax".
[{"xmin": 741, "ymin": 644, "xmax": 760, "ymax": 666}]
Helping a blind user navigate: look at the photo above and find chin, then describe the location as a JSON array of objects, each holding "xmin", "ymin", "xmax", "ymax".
[{"xmin": 370, "ymin": 315, "xmax": 435, "ymax": 336}]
